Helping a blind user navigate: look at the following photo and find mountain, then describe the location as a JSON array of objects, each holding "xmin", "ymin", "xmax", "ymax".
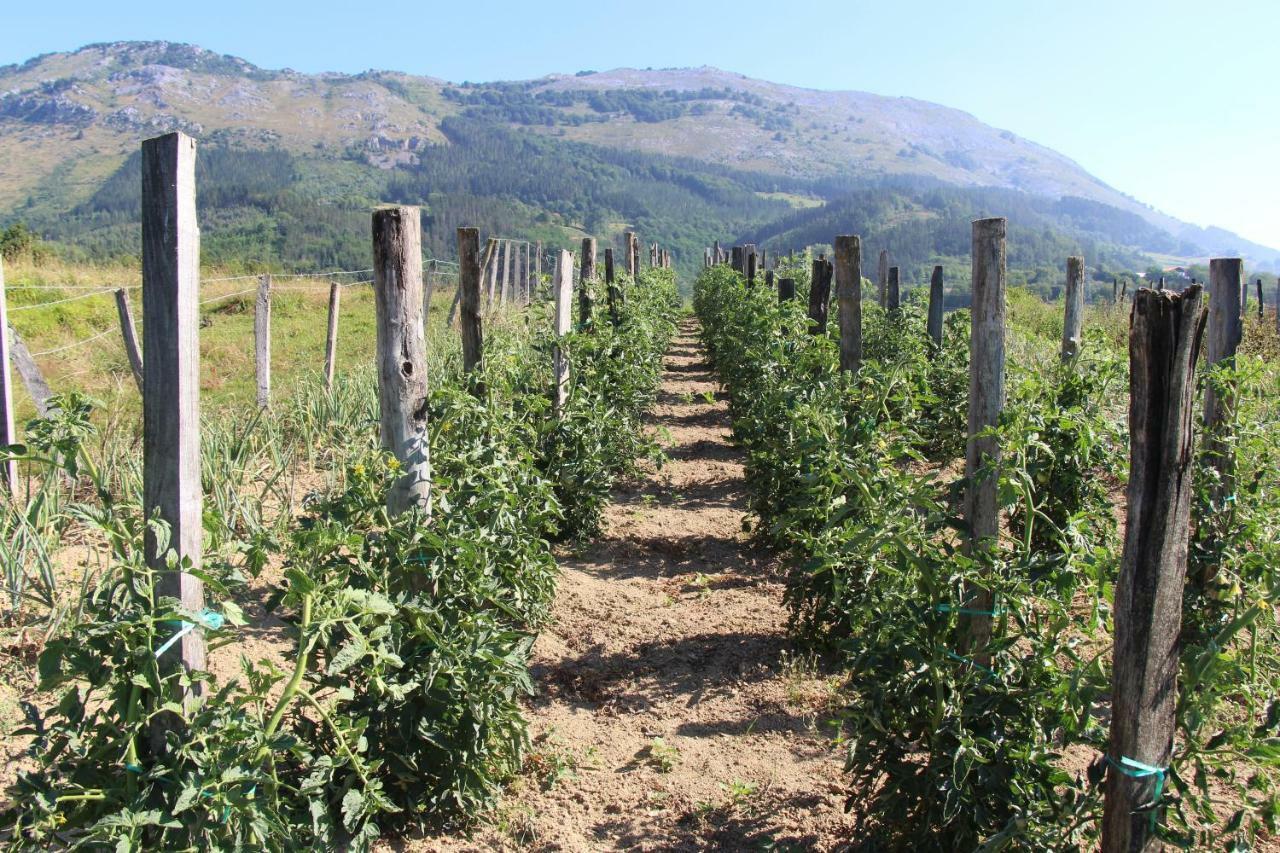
[{"xmin": 1, "ymin": 41, "xmax": 1275, "ymax": 281}]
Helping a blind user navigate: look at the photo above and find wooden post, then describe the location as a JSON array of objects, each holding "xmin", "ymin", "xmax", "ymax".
[
  {"xmin": 778, "ymin": 277, "xmax": 795, "ymax": 303},
  {"xmin": 0, "ymin": 259, "xmax": 17, "ymax": 497},
  {"xmin": 765, "ymin": 269, "xmax": 774, "ymax": 291},
  {"xmin": 1257, "ymin": 278, "xmax": 1264, "ymax": 320},
  {"xmin": 713, "ymin": 240, "xmax": 721, "ymax": 265},
  {"xmin": 1158, "ymin": 276, "xmax": 1166, "ymax": 291},
  {"xmin": 808, "ymin": 256, "xmax": 832, "ymax": 334},
  {"xmin": 522, "ymin": 242, "xmax": 531, "ymax": 304},
  {"xmin": 485, "ymin": 238, "xmax": 500, "ymax": 310},
  {"xmin": 927, "ymin": 265, "xmax": 945, "ymax": 351},
  {"xmin": 605, "ymin": 248, "xmax": 620, "ymax": 326},
  {"xmin": 1063, "ymin": 256, "xmax": 1085, "ymax": 359},
  {"xmin": 552, "ymin": 250, "xmax": 573, "ymax": 415},
  {"xmin": 961, "ymin": 218, "xmax": 1006, "ymax": 663},
  {"xmin": 1102, "ymin": 285, "xmax": 1208, "ymax": 853},
  {"xmin": 878, "ymin": 250, "xmax": 889, "ymax": 308},
  {"xmin": 1113, "ymin": 278, "xmax": 1119, "ymax": 303},
  {"xmin": 1202, "ymin": 258, "xmax": 1243, "ymax": 573},
  {"xmin": 579, "ymin": 237, "xmax": 596, "ymax": 326},
  {"xmin": 373, "ymin": 206, "xmax": 430, "ymax": 517},
  {"xmin": 887, "ymin": 266, "xmax": 901, "ymax": 313},
  {"xmin": 8, "ymin": 331, "xmax": 52, "ymax": 416},
  {"xmin": 457, "ymin": 228, "xmax": 484, "ymax": 381},
  {"xmin": 1121, "ymin": 280, "xmax": 1129, "ymax": 302},
  {"xmin": 834, "ymin": 235, "xmax": 862, "ymax": 372},
  {"xmin": 254, "ymin": 274, "xmax": 271, "ymax": 409},
  {"xmin": 760, "ymin": 248, "xmax": 768, "ymax": 269},
  {"xmin": 624, "ymin": 231, "xmax": 637, "ymax": 277},
  {"xmin": 502, "ymin": 239, "xmax": 514, "ymax": 305},
  {"xmin": 115, "ymin": 287, "xmax": 145, "ymax": 394},
  {"xmin": 423, "ymin": 259, "xmax": 437, "ymax": 321},
  {"xmin": 731, "ymin": 246, "xmax": 744, "ymax": 274},
  {"xmin": 323, "ymin": 282, "xmax": 340, "ymax": 393},
  {"xmin": 747, "ymin": 251, "xmax": 757, "ymax": 285},
  {"xmin": 631, "ymin": 235, "xmax": 641, "ymax": 280},
  {"xmin": 140, "ymin": 131, "xmax": 204, "ymax": 720},
  {"xmin": 1241, "ymin": 276, "xmax": 1249, "ymax": 317},
  {"xmin": 534, "ymin": 241, "xmax": 543, "ymax": 300}
]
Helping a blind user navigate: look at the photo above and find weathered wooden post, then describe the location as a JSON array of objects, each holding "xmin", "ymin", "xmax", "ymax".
[
  {"xmin": 1241, "ymin": 276, "xmax": 1249, "ymax": 316},
  {"xmin": 624, "ymin": 231, "xmax": 637, "ymax": 277},
  {"xmin": 713, "ymin": 240, "xmax": 721, "ymax": 265},
  {"xmin": 747, "ymin": 251, "xmax": 757, "ymax": 285},
  {"xmin": 522, "ymin": 242, "xmax": 531, "ymax": 304},
  {"xmin": 760, "ymin": 248, "xmax": 768, "ymax": 269},
  {"xmin": 1121, "ymin": 280, "xmax": 1129, "ymax": 302},
  {"xmin": 927, "ymin": 265, "xmax": 945, "ymax": 351},
  {"xmin": 373, "ymin": 206, "xmax": 430, "ymax": 517},
  {"xmin": 778, "ymin": 277, "xmax": 795, "ymax": 303},
  {"xmin": 457, "ymin": 228, "xmax": 484, "ymax": 381},
  {"xmin": 114, "ymin": 288, "xmax": 145, "ymax": 393},
  {"xmin": 254, "ymin": 274, "xmax": 271, "ymax": 409},
  {"xmin": 1200, "ymin": 258, "xmax": 1243, "ymax": 589},
  {"xmin": 141, "ymin": 132, "xmax": 205, "ymax": 727},
  {"xmin": 1063, "ymin": 256, "xmax": 1085, "ymax": 359},
  {"xmin": 534, "ymin": 240, "xmax": 543, "ymax": 301},
  {"xmin": 765, "ymin": 269, "xmax": 774, "ymax": 290},
  {"xmin": 8, "ymin": 331, "xmax": 51, "ymax": 416},
  {"xmin": 485, "ymin": 237, "xmax": 500, "ymax": 310},
  {"xmin": 887, "ymin": 266, "xmax": 901, "ymax": 313},
  {"xmin": 1256, "ymin": 278, "xmax": 1264, "ymax": 320},
  {"xmin": 808, "ymin": 255, "xmax": 832, "ymax": 334},
  {"xmin": 323, "ymin": 282, "xmax": 340, "ymax": 393},
  {"xmin": 0, "ymin": 259, "xmax": 17, "ymax": 497},
  {"xmin": 835, "ymin": 235, "xmax": 862, "ymax": 372},
  {"xmin": 1113, "ymin": 277, "xmax": 1119, "ymax": 303},
  {"xmin": 878, "ymin": 250, "xmax": 889, "ymax": 308},
  {"xmin": 731, "ymin": 246, "xmax": 744, "ymax": 274},
  {"xmin": 1101, "ymin": 285, "xmax": 1208, "ymax": 853},
  {"xmin": 961, "ymin": 218, "xmax": 1007, "ymax": 664},
  {"xmin": 1158, "ymin": 276, "xmax": 1166, "ymax": 291},
  {"xmin": 579, "ymin": 237, "xmax": 596, "ymax": 327},
  {"xmin": 502, "ymin": 239, "xmax": 514, "ymax": 305},
  {"xmin": 605, "ymin": 247, "xmax": 621, "ymax": 326},
  {"xmin": 552, "ymin": 250, "xmax": 573, "ymax": 415}
]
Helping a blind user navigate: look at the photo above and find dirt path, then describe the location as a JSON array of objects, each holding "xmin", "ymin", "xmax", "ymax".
[{"xmin": 433, "ymin": 319, "xmax": 854, "ymax": 851}]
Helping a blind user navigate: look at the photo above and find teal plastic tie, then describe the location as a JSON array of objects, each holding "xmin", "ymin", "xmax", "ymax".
[
  {"xmin": 124, "ymin": 763, "xmax": 143, "ymax": 774},
  {"xmin": 936, "ymin": 603, "xmax": 1005, "ymax": 617},
  {"xmin": 945, "ymin": 650, "xmax": 997, "ymax": 679},
  {"xmin": 1106, "ymin": 754, "xmax": 1166, "ymax": 830},
  {"xmin": 154, "ymin": 609, "xmax": 224, "ymax": 659}
]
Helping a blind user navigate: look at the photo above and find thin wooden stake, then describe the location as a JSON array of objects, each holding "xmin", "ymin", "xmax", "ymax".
[
  {"xmin": 624, "ymin": 231, "xmax": 637, "ymax": 277},
  {"xmin": 502, "ymin": 239, "xmax": 514, "ymax": 305},
  {"xmin": 323, "ymin": 282, "xmax": 340, "ymax": 393},
  {"xmin": 1200, "ymin": 258, "xmax": 1243, "ymax": 588},
  {"xmin": 552, "ymin": 250, "xmax": 573, "ymax": 415},
  {"xmin": 580, "ymin": 237, "xmax": 596, "ymax": 327},
  {"xmin": 808, "ymin": 256, "xmax": 832, "ymax": 334},
  {"xmin": 115, "ymin": 288, "xmax": 145, "ymax": 394},
  {"xmin": 457, "ymin": 228, "xmax": 484, "ymax": 383},
  {"xmin": 254, "ymin": 274, "xmax": 271, "ymax": 409},
  {"xmin": 834, "ymin": 235, "xmax": 862, "ymax": 372},
  {"xmin": 1063, "ymin": 256, "xmax": 1085, "ymax": 359},
  {"xmin": 887, "ymin": 266, "xmax": 901, "ymax": 313},
  {"xmin": 927, "ymin": 265, "xmax": 945, "ymax": 351},
  {"xmin": 373, "ymin": 206, "xmax": 430, "ymax": 517},
  {"xmin": 7, "ymin": 330, "xmax": 51, "ymax": 416},
  {"xmin": 141, "ymin": 131, "xmax": 204, "ymax": 733},
  {"xmin": 0, "ymin": 259, "xmax": 17, "ymax": 496},
  {"xmin": 605, "ymin": 247, "xmax": 620, "ymax": 326},
  {"xmin": 961, "ymin": 217, "xmax": 1006, "ymax": 663},
  {"xmin": 878, "ymin": 250, "xmax": 889, "ymax": 308},
  {"xmin": 1102, "ymin": 285, "xmax": 1208, "ymax": 853}
]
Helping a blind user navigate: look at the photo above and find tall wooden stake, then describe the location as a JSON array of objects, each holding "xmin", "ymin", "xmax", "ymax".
[
  {"xmin": 254, "ymin": 274, "xmax": 271, "ymax": 409},
  {"xmin": 8, "ymin": 331, "xmax": 51, "ymax": 416},
  {"xmin": 141, "ymin": 132, "xmax": 204, "ymax": 727},
  {"xmin": 552, "ymin": 250, "xmax": 573, "ymax": 415},
  {"xmin": 887, "ymin": 266, "xmax": 901, "ymax": 313},
  {"xmin": 457, "ymin": 228, "xmax": 484, "ymax": 382},
  {"xmin": 605, "ymin": 247, "xmax": 620, "ymax": 326},
  {"xmin": 373, "ymin": 206, "xmax": 430, "ymax": 517},
  {"xmin": 878, "ymin": 250, "xmax": 889, "ymax": 308},
  {"xmin": 1063, "ymin": 256, "xmax": 1085, "ymax": 359},
  {"xmin": 579, "ymin": 237, "xmax": 596, "ymax": 327},
  {"xmin": 834, "ymin": 235, "xmax": 862, "ymax": 372},
  {"xmin": 0, "ymin": 259, "xmax": 17, "ymax": 497},
  {"xmin": 961, "ymin": 218, "xmax": 1006, "ymax": 663},
  {"xmin": 1102, "ymin": 285, "xmax": 1208, "ymax": 853},
  {"xmin": 323, "ymin": 282, "xmax": 340, "ymax": 393},
  {"xmin": 624, "ymin": 231, "xmax": 637, "ymax": 277},
  {"xmin": 927, "ymin": 265, "xmax": 945, "ymax": 351},
  {"xmin": 115, "ymin": 287, "xmax": 145, "ymax": 394},
  {"xmin": 808, "ymin": 256, "xmax": 832, "ymax": 334},
  {"xmin": 1200, "ymin": 258, "xmax": 1243, "ymax": 587}
]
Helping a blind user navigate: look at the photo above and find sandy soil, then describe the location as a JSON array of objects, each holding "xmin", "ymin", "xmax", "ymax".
[{"xmin": 423, "ymin": 320, "xmax": 855, "ymax": 851}]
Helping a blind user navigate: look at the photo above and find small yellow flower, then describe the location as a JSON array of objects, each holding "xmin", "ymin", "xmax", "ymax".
[{"xmin": 353, "ymin": 463, "xmax": 366, "ymax": 477}]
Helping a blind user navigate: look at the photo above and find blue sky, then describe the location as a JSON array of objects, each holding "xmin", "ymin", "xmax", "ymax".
[{"xmin": 4, "ymin": 0, "xmax": 1277, "ymax": 249}]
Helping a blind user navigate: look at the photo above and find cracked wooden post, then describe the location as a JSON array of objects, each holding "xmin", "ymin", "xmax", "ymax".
[
  {"xmin": 373, "ymin": 205, "xmax": 430, "ymax": 517},
  {"xmin": 255, "ymin": 274, "xmax": 271, "ymax": 409},
  {"xmin": 323, "ymin": 281, "xmax": 340, "ymax": 393},
  {"xmin": 878, "ymin": 250, "xmax": 889, "ymax": 308},
  {"xmin": 835, "ymin": 235, "xmax": 862, "ymax": 372},
  {"xmin": 1063, "ymin": 256, "xmax": 1085, "ymax": 359},
  {"xmin": 1200, "ymin": 258, "xmax": 1243, "ymax": 588},
  {"xmin": 1102, "ymin": 285, "xmax": 1208, "ymax": 853},
  {"xmin": 961, "ymin": 217, "xmax": 1006, "ymax": 664},
  {"xmin": 8, "ymin": 330, "xmax": 51, "ymax": 416},
  {"xmin": 485, "ymin": 238, "xmax": 500, "ymax": 310},
  {"xmin": 887, "ymin": 266, "xmax": 901, "ymax": 313},
  {"xmin": 115, "ymin": 287, "xmax": 145, "ymax": 394},
  {"xmin": 141, "ymin": 132, "xmax": 205, "ymax": 737},
  {"xmin": 0, "ymin": 259, "xmax": 17, "ymax": 496},
  {"xmin": 778, "ymin": 277, "xmax": 795, "ymax": 303},
  {"xmin": 605, "ymin": 248, "xmax": 621, "ymax": 326},
  {"xmin": 457, "ymin": 228, "xmax": 484, "ymax": 385},
  {"xmin": 552, "ymin": 249, "xmax": 573, "ymax": 416},
  {"xmin": 927, "ymin": 265, "xmax": 945, "ymax": 352},
  {"xmin": 579, "ymin": 237, "xmax": 596, "ymax": 327},
  {"xmin": 808, "ymin": 255, "xmax": 832, "ymax": 334}
]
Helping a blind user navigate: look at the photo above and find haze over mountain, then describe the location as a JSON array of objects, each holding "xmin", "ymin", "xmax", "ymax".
[{"xmin": 2, "ymin": 41, "xmax": 1275, "ymax": 281}]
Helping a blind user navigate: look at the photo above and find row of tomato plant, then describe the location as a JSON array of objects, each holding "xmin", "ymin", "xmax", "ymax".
[
  {"xmin": 694, "ymin": 258, "xmax": 1280, "ymax": 849},
  {"xmin": 1, "ymin": 267, "xmax": 679, "ymax": 849}
]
